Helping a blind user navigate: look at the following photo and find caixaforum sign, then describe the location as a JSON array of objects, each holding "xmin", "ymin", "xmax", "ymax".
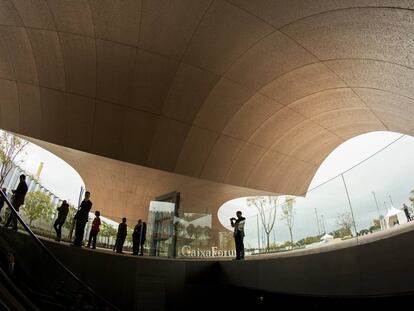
[{"xmin": 181, "ymin": 245, "xmax": 236, "ymax": 257}]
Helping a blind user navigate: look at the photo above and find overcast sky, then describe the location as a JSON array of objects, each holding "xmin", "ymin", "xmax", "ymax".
[
  {"xmin": 218, "ymin": 131, "xmax": 414, "ymax": 248},
  {"xmin": 15, "ymin": 142, "xmax": 84, "ymax": 206}
]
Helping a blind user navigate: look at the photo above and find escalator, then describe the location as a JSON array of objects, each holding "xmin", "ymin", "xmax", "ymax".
[{"xmin": 0, "ymin": 190, "xmax": 119, "ymax": 311}]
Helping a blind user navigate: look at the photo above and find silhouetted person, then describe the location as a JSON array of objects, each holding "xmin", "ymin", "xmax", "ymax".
[
  {"xmin": 87, "ymin": 211, "xmax": 101, "ymax": 249},
  {"xmin": 0, "ymin": 188, "xmax": 6, "ymax": 222},
  {"xmin": 403, "ymin": 203, "xmax": 411, "ymax": 222},
  {"xmin": 132, "ymin": 219, "xmax": 146, "ymax": 256},
  {"xmin": 4, "ymin": 175, "xmax": 28, "ymax": 231},
  {"xmin": 115, "ymin": 218, "xmax": 127, "ymax": 253},
  {"xmin": 54, "ymin": 200, "xmax": 69, "ymax": 242},
  {"xmin": 72, "ymin": 191, "xmax": 92, "ymax": 247},
  {"xmin": 230, "ymin": 211, "xmax": 246, "ymax": 260}
]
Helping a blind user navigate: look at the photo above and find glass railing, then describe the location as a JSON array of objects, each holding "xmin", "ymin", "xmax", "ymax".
[
  {"xmin": 0, "ymin": 189, "xmax": 119, "ymax": 310},
  {"xmin": 237, "ymin": 134, "xmax": 414, "ymax": 258}
]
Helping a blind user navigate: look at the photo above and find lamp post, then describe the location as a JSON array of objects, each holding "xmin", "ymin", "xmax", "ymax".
[
  {"xmin": 320, "ymin": 214, "xmax": 326, "ymax": 234},
  {"xmin": 372, "ymin": 191, "xmax": 381, "ymax": 218},
  {"xmin": 314, "ymin": 208, "xmax": 321, "ymax": 235},
  {"xmin": 389, "ymin": 195, "xmax": 394, "ymax": 207}
]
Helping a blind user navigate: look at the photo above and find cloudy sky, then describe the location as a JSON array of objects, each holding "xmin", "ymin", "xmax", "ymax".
[
  {"xmin": 15, "ymin": 141, "xmax": 84, "ymax": 206},
  {"xmin": 218, "ymin": 131, "xmax": 414, "ymax": 248}
]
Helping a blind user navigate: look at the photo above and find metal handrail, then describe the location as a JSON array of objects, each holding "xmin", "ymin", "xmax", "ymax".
[
  {"xmin": 0, "ymin": 265, "xmax": 39, "ymax": 311},
  {"xmin": 0, "ymin": 189, "xmax": 120, "ymax": 311}
]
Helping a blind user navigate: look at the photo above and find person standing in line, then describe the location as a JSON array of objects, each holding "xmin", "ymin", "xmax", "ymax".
[
  {"xmin": 4, "ymin": 175, "xmax": 28, "ymax": 231},
  {"xmin": 72, "ymin": 191, "xmax": 92, "ymax": 247},
  {"xmin": 132, "ymin": 219, "xmax": 147, "ymax": 256},
  {"xmin": 0, "ymin": 188, "xmax": 7, "ymax": 222},
  {"xmin": 230, "ymin": 211, "xmax": 246, "ymax": 260},
  {"xmin": 53, "ymin": 200, "xmax": 69, "ymax": 242},
  {"xmin": 138, "ymin": 221, "xmax": 147, "ymax": 256},
  {"xmin": 403, "ymin": 203, "xmax": 411, "ymax": 222},
  {"xmin": 115, "ymin": 218, "xmax": 127, "ymax": 254},
  {"xmin": 87, "ymin": 211, "xmax": 101, "ymax": 249}
]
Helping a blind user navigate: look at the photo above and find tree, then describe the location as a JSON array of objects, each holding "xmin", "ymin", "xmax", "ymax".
[
  {"xmin": 22, "ymin": 191, "xmax": 54, "ymax": 226},
  {"xmin": 247, "ymin": 196, "xmax": 280, "ymax": 252},
  {"xmin": 0, "ymin": 131, "xmax": 28, "ymax": 186},
  {"xmin": 409, "ymin": 189, "xmax": 414, "ymax": 208},
  {"xmin": 126, "ymin": 227, "xmax": 134, "ymax": 244},
  {"xmin": 186, "ymin": 223, "xmax": 195, "ymax": 238},
  {"xmin": 335, "ymin": 212, "xmax": 354, "ymax": 237},
  {"xmin": 297, "ymin": 235, "xmax": 320, "ymax": 246},
  {"xmin": 100, "ymin": 222, "xmax": 117, "ymax": 244},
  {"xmin": 175, "ymin": 221, "xmax": 186, "ymax": 237},
  {"xmin": 280, "ymin": 196, "xmax": 296, "ymax": 244},
  {"xmin": 369, "ymin": 218, "xmax": 382, "ymax": 232}
]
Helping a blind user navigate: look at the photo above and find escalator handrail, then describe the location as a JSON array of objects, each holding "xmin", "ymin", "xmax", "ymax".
[{"xmin": 0, "ymin": 189, "xmax": 120, "ymax": 311}]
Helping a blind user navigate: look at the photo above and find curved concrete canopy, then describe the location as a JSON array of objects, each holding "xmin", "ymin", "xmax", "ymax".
[
  {"xmin": 0, "ymin": 1, "xmax": 414, "ymax": 202},
  {"xmin": 28, "ymin": 136, "xmax": 271, "ymax": 230}
]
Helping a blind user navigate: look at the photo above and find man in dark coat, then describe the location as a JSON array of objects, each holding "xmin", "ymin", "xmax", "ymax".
[
  {"xmin": 4, "ymin": 175, "xmax": 28, "ymax": 231},
  {"xmin": 72, "ymin": 191, "xmax": 92, "ymax": 247},
  {"xmin": 54, "ymin": 200, "xmax": 69, "ymax": 241},
  {"xmin": 115, "ymin": 218, "xmax": 127, "ymax": 254},
  {"xmin": 403, "ymin": 203, "xmax": 411, "ymax": 222},
  {"xmin": 230, "ymin": 211, "xmax": 246, "ymax": 260},
  {"xmin": 132, "ymin": 219, "xmax": 147, "ymax": 255}
]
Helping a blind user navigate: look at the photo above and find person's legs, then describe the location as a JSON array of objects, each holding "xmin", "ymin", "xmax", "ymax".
[
  {"xmin": 10, "ymin": 204, "xmax": 20, "ymax": 231},
  {"xmin": 132, "ymin": 237, "xmax": 137, "ymax": 255},
  {"xmin": 54, "ymin": 220, "xmax": 62, "ymax": 240},
  {"xmin": 57, "ymin": 222, "xmax": 63, "ymax": 239},
  {"xmin": 53, "ymin": 219, "xmax": 59, "ymax": 236},
  {"xmin": 92, "ymin": 231, "xmax": 97, "ymax": 249},
  {"xmin": 235, "ymin": 235, "xmax": 241, "ymax": 259},
  {"xmin": 74, "ymin": 221, "xmax": 85, "ymax": 246},
  {"xmin": 117, "ymin": 237, "xmax": 125, "ymax": 253},
  {"xmin": 240, "ymin": 236, "xmax": 245, "ymax": 259},
  {"xmin": 4, "ymin": 213, "xmax": 12, "ymax": 228},
  {"xmin": 87, "ymin": 230, "xmax": 93, "ymax": 247},
  {"xmin": 11, "ymin": 213, "xmax": 17, "ymax": 231},
  {"xmin": 139, "ymin": 242, "xmax": 144, "ymax": 255}
]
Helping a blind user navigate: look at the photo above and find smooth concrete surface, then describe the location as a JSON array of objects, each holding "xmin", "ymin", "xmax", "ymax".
[{"xmin": 3, "ymin": 223, "xmax": 414, "ymax": 310}]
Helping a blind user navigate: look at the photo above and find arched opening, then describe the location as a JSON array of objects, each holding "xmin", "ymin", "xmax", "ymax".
[
  {"xmin": 0, "ymin": 129, "xmax": 85, "ymax": 239},
  {"xmin": 218, "ymin": 131, "xmax": 414, "ymax": 256}
]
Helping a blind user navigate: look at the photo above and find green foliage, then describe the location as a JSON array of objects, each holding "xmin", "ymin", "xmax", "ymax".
[
  {"xmin": 332, "ymin": 227, "xmax": 352, "ymax": 239},
  {"xmin": 100, "ymin": 222, "xmax": 117, "ymax": 239},
  {"xmin": 126, "ymin": 227, "xmax": 133, "ymax": 243},
  {"xmin": 297, "ymin": 235, "xmax": 321, "ymax": 245},
  {"xmin": 409, "ymin": 189, "xmax": 414, "ymax": 207},
  {"xmin": 280, "ymin": 196, "xmax": 296, "ymax": 243},
  {"xmin": 368, "ymin": 218, "xmax": 381, "ymax": 232},
  {"xmin": 22, "ymin": 191, "xmax": 54, "ymax": 226},
  {"xmin": 194, "ymin": 225, "xmax": 204, "ymax": 239},
  {"xmin": 186, "ymin": 223, "xmax": 195, "ymax": 238}
]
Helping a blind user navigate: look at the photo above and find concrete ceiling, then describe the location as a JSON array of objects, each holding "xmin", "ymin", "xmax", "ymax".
[{"xmin": 1, "ymin": 1, "xmax": 414, "ymax": 218}]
